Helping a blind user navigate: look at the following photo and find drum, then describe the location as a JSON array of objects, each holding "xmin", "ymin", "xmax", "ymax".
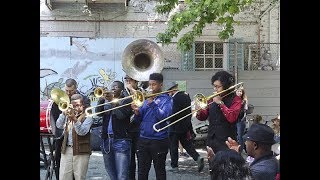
[{"xmin": 40, "ymin": 100, "xmax": 53, "ymax": 134}]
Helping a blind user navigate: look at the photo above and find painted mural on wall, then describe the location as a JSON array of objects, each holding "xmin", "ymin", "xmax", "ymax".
[{"xmin": 40, "ymin": 37, "xmax": 155, "ymax": 103}]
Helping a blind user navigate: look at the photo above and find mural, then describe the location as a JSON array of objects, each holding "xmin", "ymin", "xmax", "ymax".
[{"xmin": 40, "ymin": 37, "xmax": 156, "ymax": 103}]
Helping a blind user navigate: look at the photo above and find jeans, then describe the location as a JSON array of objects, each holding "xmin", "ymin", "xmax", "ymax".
[
  {"xmin": 128, "ymin": 132, "xmax": 139, "ymax": 180},
  {"xmin": 236, "ymin": 120, "xmax": 246, "ymax": 153},
  {"xmin": 101, "ymin": 138, "xmax": 132, "ymax": 180}
]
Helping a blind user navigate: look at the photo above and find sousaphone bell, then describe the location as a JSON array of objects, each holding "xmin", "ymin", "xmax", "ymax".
[{"xmin": 122, "ymin": 39, "xmax": 164, "ymax": 81}]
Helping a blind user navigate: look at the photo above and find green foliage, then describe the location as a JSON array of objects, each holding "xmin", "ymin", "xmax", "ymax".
[{"xmin": 156, "ymin": 0, "xmax": 253, "ymax": 51}]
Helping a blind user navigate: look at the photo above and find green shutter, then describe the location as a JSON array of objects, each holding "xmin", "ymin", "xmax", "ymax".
[
  {"xmin": 181, "ymin": 43, "xmax": 195, "ymax": 71},
  {"xmin": 228, "ymin": 38, "xmax": 244, "ymax": 71}
]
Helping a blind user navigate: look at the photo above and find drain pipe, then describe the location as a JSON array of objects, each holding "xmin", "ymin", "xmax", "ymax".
[{"xmin": 234, "ymin": 41, "xmax": 238, "ymax": 83}]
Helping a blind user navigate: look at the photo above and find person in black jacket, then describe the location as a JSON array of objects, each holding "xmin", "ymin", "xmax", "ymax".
[
  {"xmin": 95, "ymin": 80, "xmax": 133, "ymax": 180},
  {"xmin": 196, "ymin": 71, "xmax": 242, "ymax": 154},
  {"xmin": 166, "ymin": 81, "xmax": 204, "ymax": 172},
  {"xmin": 123, "ymin": 74, "xmax": 144, "ymax": 180},
  {"xmin": 49, "ymin": 78, "xmax": 90, "ymax": 179},
  {"xmin": 224, "ymin": 124, "xmax": 280, "ymax": 180}
]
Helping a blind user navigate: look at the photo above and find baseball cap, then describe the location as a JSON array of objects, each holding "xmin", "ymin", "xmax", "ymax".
[{"xmin": 243, "ymin": 123, "xmax": 275, "ymax": 144}]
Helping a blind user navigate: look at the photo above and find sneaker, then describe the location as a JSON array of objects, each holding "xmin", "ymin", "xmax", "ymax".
[
  {"xmin": 197, "ymin": 156, "xmax": 204, "ymax": 172},
  {"xmin": 166, "ymin": 166, "xmax": 179, "ymax": 172}
]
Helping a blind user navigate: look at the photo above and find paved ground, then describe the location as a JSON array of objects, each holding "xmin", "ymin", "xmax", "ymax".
[{"xmin": 40, "ymin": 141, "xmax": 212, "ymax": 180}]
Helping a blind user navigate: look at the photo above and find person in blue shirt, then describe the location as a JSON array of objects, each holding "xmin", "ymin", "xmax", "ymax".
[
  {"xmin": 131, "ymin": 73, "xmax": 172, "ymax": 180},
  {"xmin": 95, "ymin": 81, "xmax": 133, "ymax": 180}
]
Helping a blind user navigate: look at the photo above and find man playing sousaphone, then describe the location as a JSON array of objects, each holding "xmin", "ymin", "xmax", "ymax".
[
  {"xmin": 123, "ymin": 74, "xmax": 145, "ymax": 180},
  {"xmin": 56, "ymin": 93, "xmax": 93, "ymax": 180}
]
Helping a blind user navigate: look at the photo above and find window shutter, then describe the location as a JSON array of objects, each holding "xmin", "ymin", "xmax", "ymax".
[
  {"xmin": 181, "ymin": 43, "xmax": 195, "ymax": 71},
  {"xmin": 228, "ymin": 38, "xmax": 244, "ymax": 71}
]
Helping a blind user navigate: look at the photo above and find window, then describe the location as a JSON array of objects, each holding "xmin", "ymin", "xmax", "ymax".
[{"xmin": 194, "ymin": 42, "xmax": 224, "ymax": 70}]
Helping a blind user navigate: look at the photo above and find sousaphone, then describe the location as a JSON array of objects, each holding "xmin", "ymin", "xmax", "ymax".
[{"xmin": 122, "ymin": 39, "xmax": 164, "ymax": 81}]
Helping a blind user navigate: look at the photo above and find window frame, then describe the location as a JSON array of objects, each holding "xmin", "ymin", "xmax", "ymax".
[{"xmin": 194, "ymin": 41, "xmax": 224, "ymax": 71}]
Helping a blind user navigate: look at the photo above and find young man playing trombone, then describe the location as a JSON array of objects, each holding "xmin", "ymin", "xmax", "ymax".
[
  {"xmin": 95, "ymin": 81, "xmax": 133, "ymax": 180},
  {"xmin": 131, "ymin": 73, "xmax": 172, "ymax": 180}
]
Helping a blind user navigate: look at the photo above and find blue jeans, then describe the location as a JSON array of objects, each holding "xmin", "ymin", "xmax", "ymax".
[
  {"xmin": 236, "ymin": 120, "xmax": 246, "ymax": 152},
  {"xmin": 101, "ymin": 138, "xmax": 131, "ymax": 180}
]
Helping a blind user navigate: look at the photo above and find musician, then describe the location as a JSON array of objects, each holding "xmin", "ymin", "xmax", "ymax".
[
  {"xmin": 123, "ymin": 74, "xmax": 144, "ymax": 180},
  {"xmin": 95, "ymin": 81, "xmax": 133, "ymax": 180},
  {"xmin": 56, "ymin": 94, "xmax": 93, "ymax": 180},
  {"xmin": 166, "ymin": 81, "xmax": 204, "ymax": 172},
  {"xmin": 50, "ymin": 78, "xmax": 90, "ymax": 179},
  {"xmin": 196, "ymin": 70, "xmax": 242, "ymax": 155},
  {"xmin": 131, "ymin": 73, "xmax": 172, "ymax": 180}
]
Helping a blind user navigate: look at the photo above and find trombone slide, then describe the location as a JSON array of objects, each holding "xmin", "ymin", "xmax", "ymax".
[{"xmin": 152, "ymin": 82, "xmax": 244, "ymax": 132}]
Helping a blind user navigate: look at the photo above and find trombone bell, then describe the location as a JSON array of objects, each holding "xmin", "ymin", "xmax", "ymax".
[
  {"xmin": 194, "ymin": 93, "xmax": 208, "ymax": 110},
  {"xmin": 58, "ymin": 101, "xmax": 70, "ymax": 112},
  {"xmin": 50, "ymin": 88, "xmax": 70, "ymax": 106},
  {"xmin": 132, "ymin": 90, "xmax": 145, "ymax": 107}
]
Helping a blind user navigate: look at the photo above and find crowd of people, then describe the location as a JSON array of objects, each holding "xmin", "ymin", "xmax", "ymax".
[{"xmin": 46, "ymin": 70, "xmax": 280, "ymax": 180}]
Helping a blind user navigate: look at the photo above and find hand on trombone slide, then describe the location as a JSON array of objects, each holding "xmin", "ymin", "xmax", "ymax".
[
  {"xmin": 211, "ymin": 96, "xmax": 222, "ymax": 104},
  {"xmin": 147, "ymin": 97, "xmax": 154, "ymax": 105},
  {"xmin": 131, "ymin": 103, "xmax": 140, "ymax": 115}
]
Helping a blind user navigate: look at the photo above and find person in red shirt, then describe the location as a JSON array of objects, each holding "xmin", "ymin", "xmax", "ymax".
[{"xmin": 196, "ymin": 71, "xmax": 242, "ymax": 155}]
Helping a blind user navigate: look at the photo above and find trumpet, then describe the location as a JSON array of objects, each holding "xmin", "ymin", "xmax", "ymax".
[
  {"xmin": 94, "ymin": 87, "xmax": 115, "ymax": 98},
  {"xmin": 152, "ymin": 82, "xmax": 244, "ymax": 132},
  {"xmin": 85, "ymin": 89, "xmax": 177, "ymax": 117}
]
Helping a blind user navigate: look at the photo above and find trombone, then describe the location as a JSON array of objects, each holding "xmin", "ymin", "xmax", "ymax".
[
  {"xmin": 152, "ymin": 82, "xmax": 244, "ymax": 132},
  {"xmin": 50, "ymin": 88, "xmax": 78, "ymax": 116},
  {"xmin": 85, "ymin": 89, "xmax": 177, "ymax": 117}
]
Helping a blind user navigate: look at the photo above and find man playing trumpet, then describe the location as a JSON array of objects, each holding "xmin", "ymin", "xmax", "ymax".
[
  {"xmin": 95, "ymin": 81, "xmax": 133, "ymax": 180},
  {"xmin": 56, "ymin": 94, "xmax": 93, "ymax": 180}
]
